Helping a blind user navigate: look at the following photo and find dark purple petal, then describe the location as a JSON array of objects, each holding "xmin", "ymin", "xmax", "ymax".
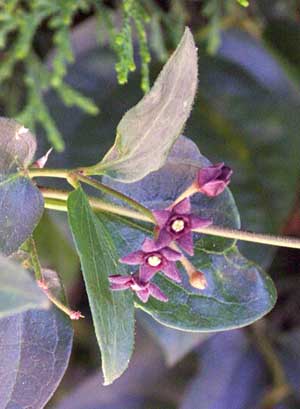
[
  {"xmin": 190, "ymin": 215, "xmax": 212, "ymax": 229},
  {"xmin": 148, "ymin": 283, "xmax": 168, "ymax": 302},
  {"xmin": 197, "ymin": 163, "xmax": 232, "ymax": 197},
  {"xmin": 152, "ymin": 209, "xmax": 171, "ymax": 227},
  {"xmin": 162, "ymin": 262, "xmax": 182, "ymax": 283},
  {"xmin": 120, "ymin": 250, "xmax": 144, "ymax": 265},
  {"xmin": 141, "ymin": 237, "xmax": 159, "ymax": 252},
  {"xmin": 177, "ymin": 232, "xmax": 194, "ymax": 256},
  {"xmin": 139, "ymin": 264, "xmax": 159, "ymax": 282},
  {"xmin": 155, "ymin": 228, "xmax": 173, "ymax": 249},
  {"xmin": 173, "ymin": 198, "xmax": 191, "ymax": 214},
  {"xmin": 199, "ymin": 181, "xmax": 228, "ymax": 197},
  {"xmin": 136, "ymin": 288, "xmax": 150, "ymax": 303},
  {"xmin": 160, "ymin": 247, "xmax": 182, "ymax": 261}
]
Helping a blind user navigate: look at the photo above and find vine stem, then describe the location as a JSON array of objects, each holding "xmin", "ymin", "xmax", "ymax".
[
  {"xmin": 41, "ymin": 188, "xmax": 151, "ymax": 222},
  {"xmin": 76, "ymin": 173, "xmax": 155, "ymax": 221},
  {"xmin": 29, "ymin": 168, "xmax": 300, "ymax": 250},
  {"xmin": 248, "ymin": 321, "xmax": 292, "ymax": 408},
  {"xmin": 28, "ymin": 167, "xmax": 155, "ymax": 222},
  {"xmin": 193, "ymin": 225, "xmax": 300, "ymax": 250}
]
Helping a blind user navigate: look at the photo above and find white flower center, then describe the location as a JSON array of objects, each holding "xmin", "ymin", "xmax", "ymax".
[
  {"xmin": 147, "ymin": 255, "xmax": 162, "ymax": 267},
  {"xmin": 171, "ymin": 219, "xmax": 185, "ymax": 233}
]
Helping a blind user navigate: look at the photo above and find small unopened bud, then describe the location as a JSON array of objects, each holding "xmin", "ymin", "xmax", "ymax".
[
  {"xmin": 70, "ymin": 311, "xmax": 85, "ymax": 320},
  {"xmin": 189, "ymin": 271, "xmax": 207, "ymax": 290}
]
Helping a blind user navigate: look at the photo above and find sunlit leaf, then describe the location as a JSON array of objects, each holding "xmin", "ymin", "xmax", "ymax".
[{"xmin": 91, "ymin": 27, "xmax": 198, "ymax": 182}]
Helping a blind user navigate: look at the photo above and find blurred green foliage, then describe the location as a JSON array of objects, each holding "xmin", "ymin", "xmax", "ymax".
[{"xmin": 0, "ymin": 0, "xmax": 249, "ymax": 151}]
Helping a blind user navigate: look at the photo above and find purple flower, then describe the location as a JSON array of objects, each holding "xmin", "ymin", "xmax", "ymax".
[
  {"xmin": 109, "ymin": 273, "xmax": 168, "ymax": 303},
  {"xmin": 152, "ymin": 198, "xmax": 212, "ymax": 256},
  {"xmin": 196, "ymin": 162, "xmax": 232, "ymax": 197},
  {"xmin": 120, "ymin": 236, "xmax": 182, "ymax": 282}
]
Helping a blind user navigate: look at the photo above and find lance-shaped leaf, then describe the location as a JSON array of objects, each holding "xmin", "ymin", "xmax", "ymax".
[
  {"xmin": 91, "ymin": 27, "xmax": 198, "ymax": 182},
  {"xmin": 103, "ymin": 136, "xmax": 276, "ymax": 331},
  {"xmin": 68, "ymin": 187, "xmax": 135, "ymax": 384},
  {"xmin": 0, "ymin": 254, "xmax": 48, "ymax": 318},
  {"xmin": 0, "ymin": 269, "xmax": 73, "ymax": 409},
  {"xmin": 0, "ymin": 118, "xmax": 44, "ymax": 255}
]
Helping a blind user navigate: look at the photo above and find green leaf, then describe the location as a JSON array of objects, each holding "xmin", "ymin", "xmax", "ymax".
[
  {"xmin": 67, "ymin": 187, "xmax": 135, "ymax": 384},
  {"xmin": 136, "ymin": 246, "xmax": 276, "ymax": 331},
  {"xmin": 92, "ymin": 27, "xmax": 198, "ymax": 182},
  {"xmin": 0, "ymin": 118, "xmax": 44, "ymax": 255},
  {"xmin": 34, "ymin": 211, "xmax": 80, "ymax": 290},
  {"xmin": 0, "ymin": 254, "xmax": 48, "ymax": 318}
]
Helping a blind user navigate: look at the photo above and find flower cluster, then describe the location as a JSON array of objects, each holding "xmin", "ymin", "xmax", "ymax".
[{"xmin": 109, "ymin": 163, "xmax": 232, "ymax": 303}]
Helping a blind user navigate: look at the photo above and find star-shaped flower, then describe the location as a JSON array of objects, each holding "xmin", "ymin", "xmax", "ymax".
[
  {"xmin": 120, "ymin": 235, "xmax": 182, "ymax": 282},
  {"xmin": 152, "ymin": 198, "xmax": 212, "ymax": 256},
  {"xmin": 108, "ymin": 273, "xmax": 168, "ymax": 303},
  {"xmin": 196, "ymin": 162, "xmax": 232, "ymax": 197}
]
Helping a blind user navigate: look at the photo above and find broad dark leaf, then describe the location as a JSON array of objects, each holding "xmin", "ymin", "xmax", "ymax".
[
  {"xmin": 0, "ymin": 118, "xmax": 36, "ymax": 174},
  {"xmin": 137, "ymin": 246, "xmax": 276, "ymax": 331},
  {"xmin": 0, "ymin": 118, "xmax": 44, "ymax": 255},
  {"xmin": 104, "ymin": 137, "xmax": 276, "ymax": 331},
  {"xmin": 92, "ymin": 27, "xmax": 198, "ymax": 182},
  {"xmin": 68, "ymin": 187, "xmax": 135, "ymax": 384},
  {"xmin": 0, "ymin": 269, "xmax": 73, "ymax": 409},
  {"xmin": 0, "ymin": 176, "xmax": 44, "ymax": 255},
  {"xmin": 181, "ymin": 331, "xmax": 266, "ymax": 409},
  {"xmin": 0, "ymin": 255, "xmax": 48, "ymax": 318}
]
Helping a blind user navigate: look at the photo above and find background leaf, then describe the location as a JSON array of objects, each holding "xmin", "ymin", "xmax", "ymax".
[
  {"xmin": 0, "ymin": 254, "xmax": 48, "ymax": 318},
  {"xmin": 180, "ymin": 331, "xmax": 266, "ymax": 409},
  {"xmin": 138, "ymin": 311, "xmax": 210, "ymax": 366},
  {"xmin": 0, "ymin": 270, "xmax": 73, "ymax": 409},
  {"xmin": 93, "ymin": 27, "xmax": 198, "ymax": 182},
  {"xmin": 67, "ymin": 187, "xmax": 135, "ymax": 384}
]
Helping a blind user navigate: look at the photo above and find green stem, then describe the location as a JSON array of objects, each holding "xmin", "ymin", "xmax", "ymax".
[
  {"xmin": 248, "ymin": 321, "xmax": 292, "ymax": 408},
  {"xmin": 193, "ymin": 225, "xmax": 300, "ymax": 250},
  {"xmin": 27, "ymin": 236, "xmax": 43, "ymax": 281},
  {"xmin": 29, "ymin": 168, "xmax": 300, "ymax": 250},
  {"xmin": 76, "ymin": 173, "xmax": 155, "ymax": 221},
  {"xmin": 42, "ymin": 188, "xmax": 152, "ymax": 222},
  {"xmin": 28, "ymin": 167, "xmax": 155, "ymax": 221},
  {"xmin": 28, "ymin": 168, "xmax": 70, "ymax": 179}
]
